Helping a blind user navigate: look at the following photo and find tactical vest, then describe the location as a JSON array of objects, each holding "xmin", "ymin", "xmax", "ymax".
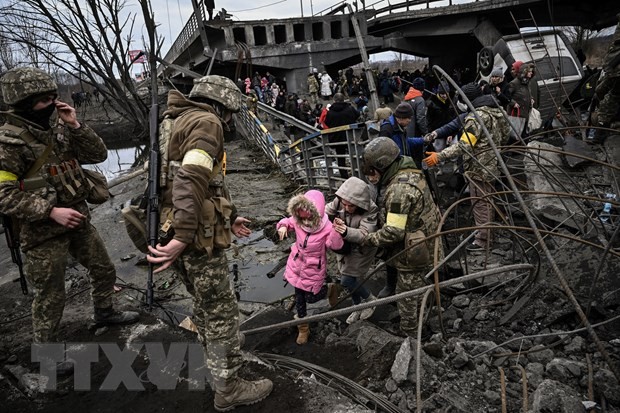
[
  {"xmin": 160, "ymin": 109, "xmax": 233, "ymax": 256},
  {"xmin": 0, "ymin": 122, "xmax": 91, "ymax": 206},
  {"xmin": 392, "ymin": 168, "xmax": 443, "ymax": 269}
]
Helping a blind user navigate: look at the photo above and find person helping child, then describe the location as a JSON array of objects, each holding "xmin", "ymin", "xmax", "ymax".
[
  {"xmin": 277, "ymin": 190, "xmax": 344, "ymax": 345},
  {"xmin": 325, "ymin": 177, "xmax": 380, "ymax": 324}
]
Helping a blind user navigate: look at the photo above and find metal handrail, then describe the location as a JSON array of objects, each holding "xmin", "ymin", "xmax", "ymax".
[{"xmin": 235, "ymin": 104, "xmax": 370, "ymax": 194}]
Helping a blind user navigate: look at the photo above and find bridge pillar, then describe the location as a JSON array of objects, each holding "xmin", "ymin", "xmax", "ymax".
[
  {"xmin": 472, "ymin": 18, "xmax": 502, "ymax": 47},
  {"xmin": 244, "ymin": 25, "xmax": 256, "ymax": 47},
  {"xmin": 285, "ymin": 23, "xmax": 295, "ymax": 42},
  {"xmin": 266, "ymin": 25, "xmax": 275, "ymax": 45}
]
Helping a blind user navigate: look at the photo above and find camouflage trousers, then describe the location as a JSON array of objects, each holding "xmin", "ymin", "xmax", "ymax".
[
  {"xmin": 176, "ymin": 248, "xmax": 242, "ymax": 385},
  {"xmin": 468, "ymin": 177, "xmax": 495, "ymax": 247},
  {"xmin": 396, "ymin": 266, "xmax": 430, "ymax": 337},
  {"xmin": 595, "ymin": 75, "xmax": 620, "ymax": 125},
  {"xmin": 24, "ymin": 224, "xmax": 115, "ymax": 343}
]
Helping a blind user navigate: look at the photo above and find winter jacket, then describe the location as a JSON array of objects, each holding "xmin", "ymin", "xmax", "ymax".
[
  {"xmin": 436, "ymin": 95, "xmax": 511, "ymax": 183},
  {"xmin": 426, "ymin": 94, "xmax": 457, "ymax": 132},
  {"xmin": 160, "ymin": 90, "xmax": 231, "ymax": 245},
  {"xmin": 325, "ymin": 101, "xmax": 358, "ymax": 142},
  {"xmin": 404, "ymin": 87, "xmax": 428, "ymax": 137},
  {"xmin": 0, "ymin": 114, "xmax": 107, "ymax": 250},
  {"xmin": 277, "ymin": 190, "xmax": 344, "ymax": 294},
  {"xmin": 379, "ymin": 115, "xmax": 425, "ymax": 164},
  {"xmin": 324, "ymin": 177, "xmax": 378, "ymax": 278},
  {"xmin": 320, "ymin": 74, "xmax": 333, "ymax": 97},
  {"xmin": 434, "ymin": 113, "xmax": 467, "ymax": 140}
]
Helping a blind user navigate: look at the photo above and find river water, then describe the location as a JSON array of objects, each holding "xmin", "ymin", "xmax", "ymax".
[{"xmin": 92, "ymin": 144, "xmax": 146, "ymax": 180}]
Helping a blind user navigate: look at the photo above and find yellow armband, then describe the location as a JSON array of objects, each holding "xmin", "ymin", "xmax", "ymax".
[
  {"xmin": 460, "ymin": 132, "xmax": 478, "ymax": 146},
  {"xmin": 0, "ymin": 170, "xmax": 18, "ymax": 183},
  {"xmin": 386, "ymin": 212, "xmax": 407, "ymax": 229},
  {"xmin": 182, "ymin": 149, "xmax": 214, "ymax": 172}
]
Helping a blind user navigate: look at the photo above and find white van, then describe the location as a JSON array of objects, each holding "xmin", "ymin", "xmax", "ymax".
[{"xmin": 478, "ymin": 30, "xmax": 584, "ymax": 121}]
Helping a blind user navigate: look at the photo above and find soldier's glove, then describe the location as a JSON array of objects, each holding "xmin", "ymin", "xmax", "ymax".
[{"xmin": 423, "ymin": 151, "xmax": 440, "ymax": 168}]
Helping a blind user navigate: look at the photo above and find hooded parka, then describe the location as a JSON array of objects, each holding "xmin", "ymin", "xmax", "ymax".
[{"xmin": 277, "ymin": 190, "xmax": 344, "ymax": 294}]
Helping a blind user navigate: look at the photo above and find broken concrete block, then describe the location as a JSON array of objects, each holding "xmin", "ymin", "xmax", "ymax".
[{"xmin": 531, "ymin": 379, "xmax": 585, "ymax": 413}]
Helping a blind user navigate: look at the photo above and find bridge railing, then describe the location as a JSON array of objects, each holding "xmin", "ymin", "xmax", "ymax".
[
  {"xmin": 236, "ymin": 104, "xmax": 370, "ymax": 194},
  {"xmin": 368, "ymin": 0, "xmax": 481, "ymax": 19},
  {"xmin": 161, "ymin": 0, "xmax": 207, "ymax": 71}
]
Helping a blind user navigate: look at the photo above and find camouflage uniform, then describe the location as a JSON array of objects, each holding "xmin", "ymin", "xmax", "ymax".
[
  {"xmin": 307, "ymin": 74, "xmax": 319, "ymax": 105},
  {"xmin": 596, "ymin": 13, "xmax": 620, "ymax": 128},
  {"xmin": 436, "ymin": 100, "xmax": 511, "ymax": 247},
  {"xmin": 160, "ymin": 84, "xmax": 242, "ymax": 385},
  {"xmin": 365, "ymin": 156, "xmax": 442, "ymax": 336},
  {"xmin": 0, "ymin": 68, "xmax": 116, "ymax": 343}
]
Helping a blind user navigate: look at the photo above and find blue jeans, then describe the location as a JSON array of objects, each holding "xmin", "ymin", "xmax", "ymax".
[{"xmin": 340, "ymin": 275, "xmax": 370, "ymax": 305}]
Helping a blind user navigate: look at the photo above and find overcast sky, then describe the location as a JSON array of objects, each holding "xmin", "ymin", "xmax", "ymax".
[{"xmin": 144, "ymin": 0, "xmax": 358, "ymax": 53}]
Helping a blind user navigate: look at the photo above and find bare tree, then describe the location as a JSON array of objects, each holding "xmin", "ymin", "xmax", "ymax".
[{"xmin": 0, "ymin": 0, "xmax": 163, "ymax": 139}]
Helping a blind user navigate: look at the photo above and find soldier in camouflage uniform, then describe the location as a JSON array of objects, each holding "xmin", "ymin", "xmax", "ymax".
[
  {"xmin": 361, "ymin": 137, "xmax": 442, "ymax": 337},
  {"xmin": 146, "ymin": 75, "xmax": 272, "ymax": 412},
  {"xmin": 0, "ymin": 67, "xmax": 139, "ymax": 345},
  {"xmin": 424, "ymin": 82, "xmax": 511, "ymax": 250},
  {"xmin": 590, "ymin": 13, "xmax": 620, "ymax": 144},
  {"xmin": 307, "ymin": 72, "xmax": 319, "ymax": 105}
]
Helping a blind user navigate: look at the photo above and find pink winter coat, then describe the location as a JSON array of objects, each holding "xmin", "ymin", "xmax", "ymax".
[{"xmin": 277, "ymin": 190, "xmax": 344, "ymax": 294}]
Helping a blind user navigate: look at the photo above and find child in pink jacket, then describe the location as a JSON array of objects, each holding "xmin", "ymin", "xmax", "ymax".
[{"xmin": 277, "ymin": 189, "xmax": 344, "ymax": 345}]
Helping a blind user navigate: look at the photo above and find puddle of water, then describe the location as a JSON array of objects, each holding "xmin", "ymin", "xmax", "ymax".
[
  {"xmin": 86, "ymin": 144, "xmax": 146, "ymax": 180},
  {"xmin": 230, "ymin": 230, "xmax": 294, "ymax": 304}
]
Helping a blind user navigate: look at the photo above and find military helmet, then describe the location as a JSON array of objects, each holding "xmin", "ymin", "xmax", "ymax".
[
  {"xmin": 189, "ymin": 75, "xmax": 241, "ymax": 113},
  {"xmin": 0, "ymin": 67, "xmax": 58, "ymax": 106},
  {"xmin": 362, "ymin": 137, "xmax": 400, "ymax": 172}
]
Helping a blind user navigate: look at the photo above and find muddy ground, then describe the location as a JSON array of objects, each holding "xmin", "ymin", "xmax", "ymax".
[{"xmin": 1, "ymin": 103, "xmax": 620, "ymax": 412}]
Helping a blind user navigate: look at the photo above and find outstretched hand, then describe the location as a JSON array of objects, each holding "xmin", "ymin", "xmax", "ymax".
[
  {"xmin": 423, "ymin": 151, "xmax": 439, "ymax": 168},
  {"xmin": 232, "ymin": 217, "xmax": 252, "ymax": 238},
  {"xmin": 277, "ymin": 226, "xmax": 288, "ymax": 240},
  {"xmin": 147, "ymin": 239, "xmax": 188, "ymax": 273}
]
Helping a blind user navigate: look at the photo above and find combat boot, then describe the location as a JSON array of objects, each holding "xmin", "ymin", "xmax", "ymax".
[
  {"xmin": 296, "ymin": 323, "xmax": 310, "ymax": 345},
  {"xmin": 93, "ymin": 307, "xmax": 140, "ymax": 326},
  {"xmin": 214, "ymin": 376, "xmax": 273, "ymax": 412},
  {"xmin": 377, "ymin": 285, "xmax": 395, "ymax": 298}
]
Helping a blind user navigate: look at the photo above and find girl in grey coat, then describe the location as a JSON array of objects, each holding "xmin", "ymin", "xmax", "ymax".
[{"xmin": 326, "ymin": 177, "xmax": 380, "ymax": 324}]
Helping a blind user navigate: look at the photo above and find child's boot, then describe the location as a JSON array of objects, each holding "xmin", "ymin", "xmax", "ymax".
[
  {"xmin": 296, "ymin": 323, "xmax": 310, "ymax": 345},
  {"xmin": 327, "ymin": 283, "xmax": 341, "ymax": 307}
]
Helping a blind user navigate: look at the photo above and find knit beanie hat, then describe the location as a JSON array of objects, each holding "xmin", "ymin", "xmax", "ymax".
[
  {"xmin": 512, "ymin": 61, "xmax": 523, "ymax": 73},
  {"xmin": 394, "ymin": 102, "xmax": 414, "ymax": 118},
  {"xmin": 490, "ymin": 67, "xmax": 504, "ymax": 78},
  {"xmin": 412, "ymin": 77, "xmax": 425, "ymax": 91},
  {"xmin": 460, "ymin": 82, "xmax": 482, "ymax": 102},
  {"xmin": 437, "ymin": 81, "xmax": 450, "ymax": 94}
]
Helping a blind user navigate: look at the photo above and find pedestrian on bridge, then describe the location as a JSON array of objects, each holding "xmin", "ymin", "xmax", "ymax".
[
  {"xmin": 320, "ymin": 71, "xmax": 333, "ymax": 100},
  {"xmin": 325, "ymin": 93, "xmax": 359, "ymax": 179}
]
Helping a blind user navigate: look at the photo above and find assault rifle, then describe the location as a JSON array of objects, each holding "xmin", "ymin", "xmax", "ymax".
[
  {"xmin": 141, "ymin": 1, "xmax": 160, "ymax": 312},
  {"xmin": 1, "ymin": 215, "xmax": 28, "ymax": 295}
]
